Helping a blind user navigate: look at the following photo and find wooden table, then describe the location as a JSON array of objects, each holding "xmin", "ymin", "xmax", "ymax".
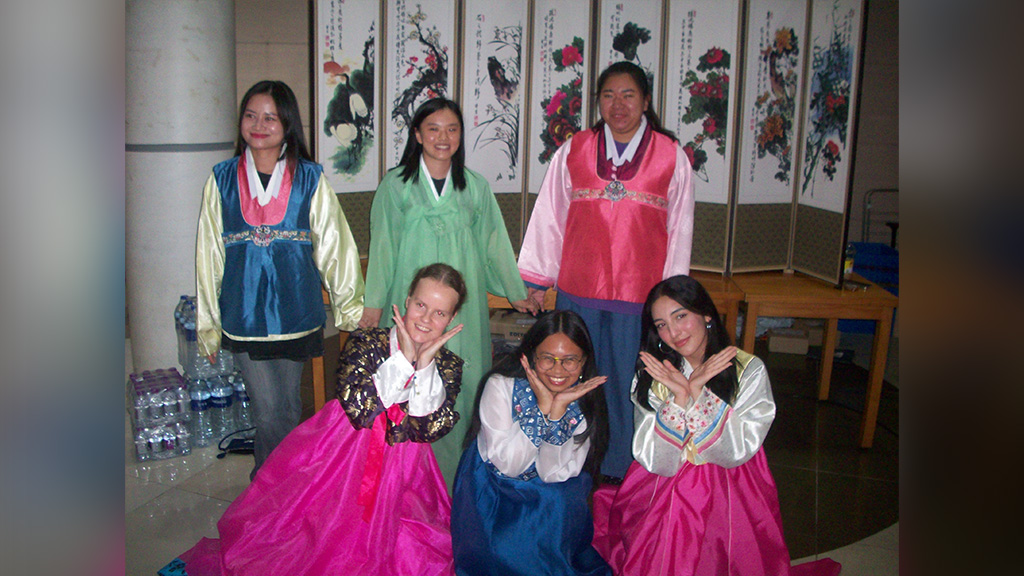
[
  {"xmin": 730, "ymin": 271, "xmax": 897, "ymax": 447},
  {"xmin": 690, "ymin": 271, "xmax": 745, "ymax": 337}
]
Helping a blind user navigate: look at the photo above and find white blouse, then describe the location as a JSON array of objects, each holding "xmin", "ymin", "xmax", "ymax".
[
  {"xmin": 371, "ymin": 328, "xmax": 447, "ymax": 417},
  {"xmin": 477, "ymin": 374, "xmax": 591, "ymax": 483}
]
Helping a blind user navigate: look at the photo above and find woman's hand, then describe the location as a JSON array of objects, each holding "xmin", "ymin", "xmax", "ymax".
[
  {"xmin": 526, "ymin": 287, "xmax": 547, "ymax": 310},
  {"xmin": 392, "ymin": 304, "xmax": 463, "ymax": 368},
  {"xmin": 391, "ymin": 305, "xmax": 418, "ymax": 365},
  {"xmin": 639, "ymin": 346, "xmax": 738, "ymax": 408},
  {"xmin": 520, "ymin": 354, "xmax": 554, "ymax": 416},
  {"xmin": 686, "ymin": 346, "xmax": 738, "ymax": 399},
  {"xmin": 358, "ymin": 307, "xmax": 383, "ymax": 330},
  {"xmin": 415, "ymin": 322, "xmax": 463, "ymax": 368},
  {"xmin": 548, "ymin": 375, "xmax": 606, "ymax": 421},
  {"xmin": 639, "ymin": 351, "xmax": 692, "ymax": 408},
  {"xmin": 510, "ymin": 298, "xmax": 539, "ymax": 316}
]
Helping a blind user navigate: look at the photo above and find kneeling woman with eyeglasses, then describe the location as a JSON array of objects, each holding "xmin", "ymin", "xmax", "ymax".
[{"xmin": 451, "ymin": 310, "xmax": 612, "ymax": 576}]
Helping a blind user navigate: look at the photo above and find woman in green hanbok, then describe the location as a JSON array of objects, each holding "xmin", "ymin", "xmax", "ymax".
[{"xmin": 359, "ymin": 98, "xmax": 536, "ymax": 489}]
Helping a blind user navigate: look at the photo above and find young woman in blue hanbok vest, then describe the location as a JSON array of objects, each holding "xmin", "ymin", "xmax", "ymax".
[
  {"xmin": 451, "ymin": 310, "xmax": 611, "ymax": 576},
  {"xmin": 195, "ymin": 80, "xmax": 364, "ymax": 478}
]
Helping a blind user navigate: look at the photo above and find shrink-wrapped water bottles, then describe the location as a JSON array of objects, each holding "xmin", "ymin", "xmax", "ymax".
[{"xmin": 127, "ymin": 368, "xmax": 193, "ymax": 461}]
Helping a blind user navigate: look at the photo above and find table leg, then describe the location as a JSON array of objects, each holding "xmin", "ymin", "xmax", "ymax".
[
  {"xmin": 818, "ymin": 318, "xmax": 839, "ymax": 400},
  {"xmin": 859, "ymin": 309, "xmax": 893, "ymax": 448},
  {"xmin": 740, "ymin": 303, "xmax": 758, "ymax": 353}
]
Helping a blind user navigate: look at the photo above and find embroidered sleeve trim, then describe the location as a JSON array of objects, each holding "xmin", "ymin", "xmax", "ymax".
[
  {"xmin": 654, "ymin": 401, "xmax": 690, "ymax": 449},
  {"xmin": 687, "ymin": 391, "xmax": 731, "ymax": 453}
]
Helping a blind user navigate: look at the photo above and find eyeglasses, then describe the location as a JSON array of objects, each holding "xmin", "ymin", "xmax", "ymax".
[{"xmin": 534, "ymin": 354, "xmax": 583, "ymax": 372}]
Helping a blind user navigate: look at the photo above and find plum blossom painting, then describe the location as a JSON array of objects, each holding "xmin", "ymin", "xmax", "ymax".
[
  {"xmin": 316, "ymin": 0, "xmax": 380, "ymax": 193},
  {"xmin": 383, "ymin": 0, "xmax": 455, "ymax": 170},
  {"xmin": 526, "ymin": 0, "xmax": 592, "ymax": 194},
  {"xmin": 461, "ymin": 0, "xmax": 528, "ymax": 193}
]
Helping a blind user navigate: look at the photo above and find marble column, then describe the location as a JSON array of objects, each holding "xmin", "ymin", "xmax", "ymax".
[{"xmin": 126, "ymin": 0, "xmax": 236, "ymax": 371}]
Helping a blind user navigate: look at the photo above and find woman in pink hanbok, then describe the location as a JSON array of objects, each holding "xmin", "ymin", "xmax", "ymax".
[
  {"xmin": 591, "ymin": 275, "xmax": 840, "ymax": 576},
  {"xmin": 171, "ymin": 263, "xmax": 467, "ymax": 576}
]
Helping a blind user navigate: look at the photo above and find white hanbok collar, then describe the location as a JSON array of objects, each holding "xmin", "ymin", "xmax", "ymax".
[
  {"xmin": 603, "ymin": 115, "xmax": 648, "ymax": 167},
  {"xmin": 419, "ymin": 156, "xmax": 451, "ymax": 200},
  {"xmin": 245, "ymin": 143, "xmax": 288, "ymax": 206}
]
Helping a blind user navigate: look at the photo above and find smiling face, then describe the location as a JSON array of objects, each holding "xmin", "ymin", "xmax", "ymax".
[
  {"xmin": 598, "ymin": 72, "xmax": 650, "ymax": 142},
  {"xmin": 650, "ymin": 296, "xmax": 713, "ymax": 367},
  {"xmin": 533, "ymin": 333, "xmax": 586, "ymax": 394},
  {"xmin": 240, "ymin": 93, "xmax": 285, "ymax": 157},
  {"xmin": 414, "ymin": 108, "xmax": 462, "ymax": 171},
  {"xmin": 403, "ymin": 277, "xmax": 460, "ymax": 345}
]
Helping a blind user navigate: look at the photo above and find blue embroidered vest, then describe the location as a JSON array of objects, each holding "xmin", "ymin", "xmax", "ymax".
[{"xmin": 213, "ymin": 157, "xmax": 326, "ymax": 338}]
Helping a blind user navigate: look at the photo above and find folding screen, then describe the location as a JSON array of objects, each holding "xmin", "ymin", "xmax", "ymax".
[
  {"xmin": 460, "ymin": 0, "xmax": 530, "ymax": 249},
  {"xmin": 791, "ymin": 0, "xmax": 865, "ymax": 282},
  {"xmin": 314, "ymin": 0, "xmax": 866, "ymax": 281},
  {"xmin": 732, "ymin": 0, "xmax": 809, "ymax": 273},
  {"xmin": 662, "ymin": 0, "xmax": 743, "ymax": 272}
]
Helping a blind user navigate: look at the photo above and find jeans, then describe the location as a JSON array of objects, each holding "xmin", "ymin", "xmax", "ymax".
[{"xmin": 232, "ymin": 352, "xmax": 305, "ymax": 479}]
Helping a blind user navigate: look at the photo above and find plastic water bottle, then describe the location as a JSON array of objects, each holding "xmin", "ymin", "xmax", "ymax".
[
  {"xmin": 174, "ymin": 295, "xmax": 189, "ymax": 367},
  {"xmin": 208, "ymin": 375, "xmax": 236, "ymax": 439},
  {"xmin": 189, "ymin": 379, "xmax": 214, "ymax": 447},
  {"xmin": 134, "ymin": 428, "xmax": 151, "ymax": 461},
  {"xmin": 229, "ymin": 372, "xmax": 253, "ymax": 431}
]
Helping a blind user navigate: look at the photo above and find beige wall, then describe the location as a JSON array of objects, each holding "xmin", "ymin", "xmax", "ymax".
[
  {"xmin": 235, "ymin": 0, "xmax": 312, "ymax": 146},
  {"xmin": 235, "ymin": 0, "xmax": 899, "ymax": 246}
]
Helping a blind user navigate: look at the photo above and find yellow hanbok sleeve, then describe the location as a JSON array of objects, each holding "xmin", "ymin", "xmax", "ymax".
[
  {"xmin": 308, "ymin": 174, "xmax": 365, "ymax": 331},
  {"xmin": 195, "ymin": 173, "xmax": 225, "ymax": 358}
]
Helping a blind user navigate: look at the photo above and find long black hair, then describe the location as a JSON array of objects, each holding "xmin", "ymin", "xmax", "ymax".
[
  {"xmin": 396, "ymin": 97, "xmax": 467, "ymax": 191},
  {"xmin": 592, "ymin": 61, "xmax": 677, "ymax": 142},
  {"xmin": 635, "ymin": 275, "xmax": 737, "ymax": 411},
  {"xmin": 464, "ymin": 310, "xmax": 609, "ymax": 479},
  {"xmin": 234, "ymin": 80, "xmax": 312, "ymax": 165}
]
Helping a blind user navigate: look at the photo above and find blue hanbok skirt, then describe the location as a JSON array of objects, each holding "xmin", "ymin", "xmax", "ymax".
[{"xmin": 451, "ymin": 440, "xmax": 611, "ymax": 576}]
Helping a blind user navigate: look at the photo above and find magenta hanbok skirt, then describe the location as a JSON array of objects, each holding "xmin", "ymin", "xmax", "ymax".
[
  {"xmin": 176, "ymin": 399, "xmax": 455, "ymax": 576},
  {"xmin": 592, "ymin": 449, "xmax": 840, "ymax": 576}
]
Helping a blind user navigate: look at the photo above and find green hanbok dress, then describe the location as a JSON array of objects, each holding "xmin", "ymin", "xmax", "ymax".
[{"xmin": 365, "ymin": 161, "xmax": 528, "ymax": 488}]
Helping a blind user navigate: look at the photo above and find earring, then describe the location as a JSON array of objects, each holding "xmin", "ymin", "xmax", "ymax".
[{"xmin": 706, "ymin": 321, "xmax": 712, "ymax": 330}]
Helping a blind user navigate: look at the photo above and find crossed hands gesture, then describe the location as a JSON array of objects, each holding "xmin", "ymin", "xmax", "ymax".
[
  {"xmin": 638, "ymin": 346, "xmax": 738, "ymax": 409},
  {"xmin": 392, "ymin": 305, "xmax": 463, "ymax": 369},
  {"xmin": 519, "ymin": 355, "xmax": 607, "ymax": 421}
]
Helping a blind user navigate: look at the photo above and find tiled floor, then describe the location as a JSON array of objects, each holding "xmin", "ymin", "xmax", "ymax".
[{"xmin": 125, "ymin": 334, "xmax": 898, "ymax": 575}]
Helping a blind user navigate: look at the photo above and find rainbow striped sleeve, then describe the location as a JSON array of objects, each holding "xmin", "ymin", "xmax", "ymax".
[
  {"xmin": 686, "ymin": 391, "xmax": 731, "ymax": 454},
  {"xmin": 654, "ymin": 401, "xmax": 690, "ymax": 450}
]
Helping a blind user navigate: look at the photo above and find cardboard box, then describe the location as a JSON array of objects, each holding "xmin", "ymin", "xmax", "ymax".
[
  {"xmin": 767, "ymin": 328, "xmax": 810, "ymax": 355},
  {"xmin": 489, "ymin": 309, "xmax": 538, "ymax": 343},
  {"xmin": 791, "ymin": 319, "xmax": 825, "ymax": 347}
]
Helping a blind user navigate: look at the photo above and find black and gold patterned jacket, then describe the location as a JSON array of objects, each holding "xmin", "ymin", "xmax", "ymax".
[{"xmin": 336, "ymin": 327, "xmax": 463, "ymax": 445}]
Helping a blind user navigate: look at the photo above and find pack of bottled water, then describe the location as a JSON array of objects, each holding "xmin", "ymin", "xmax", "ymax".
[{"xmin": 128, "ymin": 368, "xmax": 193, "ymax": 461}]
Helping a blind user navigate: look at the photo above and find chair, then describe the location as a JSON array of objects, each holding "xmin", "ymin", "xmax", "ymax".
[{"xmin": 311, "ymin": 288, "xmax": 351, "ymax": 413}]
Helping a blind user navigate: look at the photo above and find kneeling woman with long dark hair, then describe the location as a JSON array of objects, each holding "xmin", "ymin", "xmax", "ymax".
[
  {"xmin": 592, "ymin": 275, "xmax": 839, "ymax": 576},
  {"xmin": 452, "ymin": 310, "xmax": 612, "ymax": 576}
]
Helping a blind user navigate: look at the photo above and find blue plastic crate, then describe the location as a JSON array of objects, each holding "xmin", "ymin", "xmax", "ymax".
[{"xmin": 839, "ymin": 242, "xmax": 898, "ymax": 334}]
